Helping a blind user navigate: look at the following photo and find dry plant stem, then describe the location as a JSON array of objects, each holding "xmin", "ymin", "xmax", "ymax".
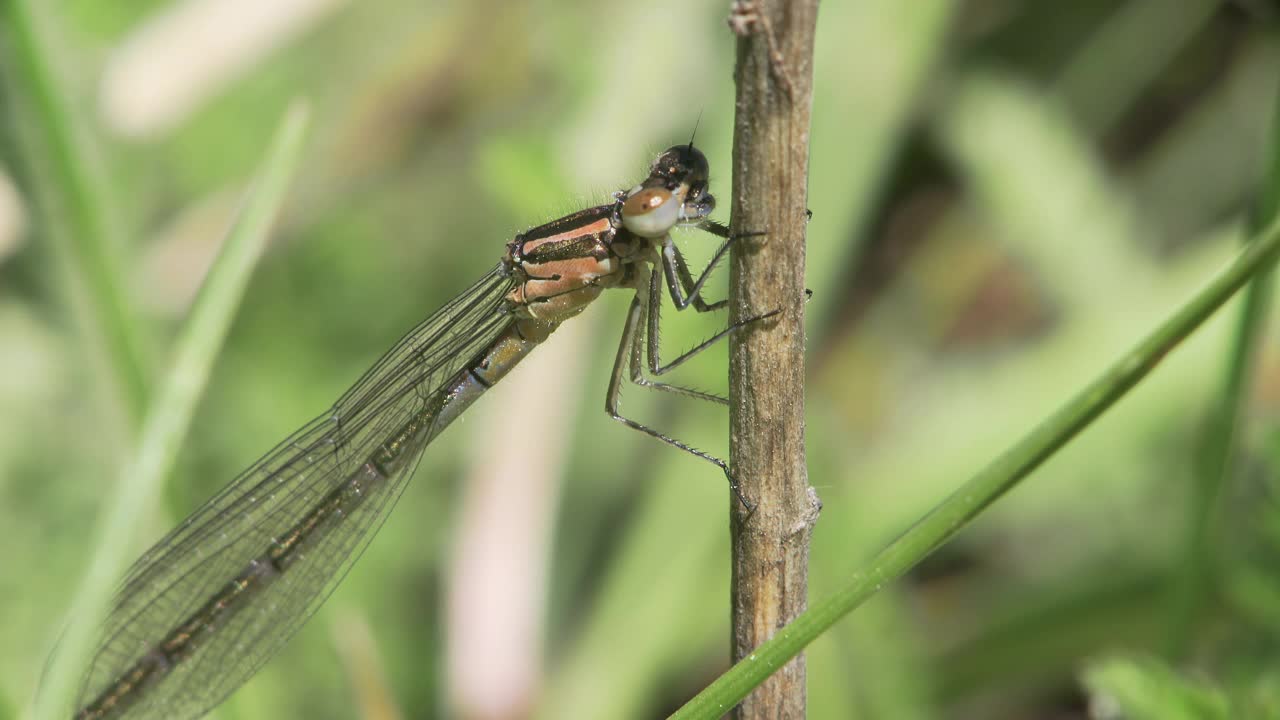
[{"xmin": 727, "ymin": 0, "xmax": 820, "ymax": 718}]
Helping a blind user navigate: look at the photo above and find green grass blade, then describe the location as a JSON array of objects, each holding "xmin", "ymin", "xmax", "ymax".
[
  {"xmin": 0, "ymin": 1, "xmax": 152, "ymax": 427},
  {"xmin": 670, "ymin": 211, "xmax": 1280, "ymax": 719},
  {"xmin": 1165, "ymin": 78, "xmax": 1280, "ymax": 657},
  {"xmin": 30, "ymin": 104, "xmax": 310, "ymax": 720}
]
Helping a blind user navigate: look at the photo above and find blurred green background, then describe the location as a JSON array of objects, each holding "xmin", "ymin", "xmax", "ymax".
[{"xmin": 3, "ymin": 1, "xmax": 1280, "ymax": 718}]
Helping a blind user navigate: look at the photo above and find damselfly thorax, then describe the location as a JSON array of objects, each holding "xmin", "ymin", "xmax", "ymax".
[
  {"xmin": 503, "ymin": 143, "xmax": 715, "ymax": 324},
  {"xmin": 72, "ymin": 143, "xmax": 772, "ymax": 720}
]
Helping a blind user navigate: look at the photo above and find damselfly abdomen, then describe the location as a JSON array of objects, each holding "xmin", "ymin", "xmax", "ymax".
[{"xmin": 74, "ymin": 143, "xmax": 767, "ymax": 720}]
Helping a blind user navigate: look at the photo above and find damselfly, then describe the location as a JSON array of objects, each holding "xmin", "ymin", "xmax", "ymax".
[{"xmin": 74, "ymin": 143, "xmax": 772, "ymax": 719}]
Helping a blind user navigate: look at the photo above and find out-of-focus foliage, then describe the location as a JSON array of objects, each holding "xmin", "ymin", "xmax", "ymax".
[
  {"xmin": 1, "ymin": 1, "xmax": 1279, "ymax": 719},
  {"xmin": 1082, "ymin": 656, "xmax": 1233, "ymax": 720}
]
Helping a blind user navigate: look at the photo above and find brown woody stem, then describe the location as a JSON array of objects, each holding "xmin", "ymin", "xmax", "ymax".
[{"xmin": 727, "ymin": 0, "xmax": 821, "ymax": 717}]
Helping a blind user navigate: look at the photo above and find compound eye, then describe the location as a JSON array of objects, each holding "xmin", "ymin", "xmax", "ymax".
[{"xmin": 621, "ymin": 187, "xmax": 680, "ymax": 238}]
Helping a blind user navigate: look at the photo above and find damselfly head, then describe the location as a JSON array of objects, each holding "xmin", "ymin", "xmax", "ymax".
[
  {"xmin": 650, "ymin": 144, "xmax": 710, "ymax": 187},
  {"xmin": 621, "ymin": 145, "xmax": 716, "ymax": 238}
]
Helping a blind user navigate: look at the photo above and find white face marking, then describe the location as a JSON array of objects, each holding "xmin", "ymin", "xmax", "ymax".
[{"xmin": 622, "ymin": 186, "xmax": 683, "ymax": 238}]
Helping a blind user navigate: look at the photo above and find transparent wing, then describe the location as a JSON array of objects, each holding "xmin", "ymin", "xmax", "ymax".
[{"xmin": 77, "ymin": 265, "xmax": 515, "ymax": 719}]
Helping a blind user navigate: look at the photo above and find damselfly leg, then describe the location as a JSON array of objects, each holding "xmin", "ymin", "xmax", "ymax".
[
  {"xmin": 606, "ymin": 226, "xmax": 779, "ymax": 510},
  {"xmin": 661, "ymin": 220, "xmax": 765, "ymax": 312},
  {"xmin": 607, "ymin": 284, "xmax": 755, "ymax": 506},
  {"xmin": 641, "ymin": 224, "xmax": 775, "ymax": 397}
]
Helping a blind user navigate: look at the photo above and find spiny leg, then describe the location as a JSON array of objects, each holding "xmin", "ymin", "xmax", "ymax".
[
  {"xmin": 605, "ymin": 291, "xmax": 753, "ymax": 509},
  {"xmin": 606, "ymin": 224, "xmax": 778, "ymax": 509},
  {"xmin": 632, "ymin": 268, "xmax": 730, "ymax": 405},
  {"xmin": 662, "ymin": 221, "xmax": 764, "ymax": 312},
  {"xmin": 667, "ymin": 243, "xmax": 724, "ymax": 312},
  {"xmin": 628, "ymin": 233, "xmax": 780, "ymax": 403},
  {"xmin": 649, "ymin": 243, "xmax": 780, "ymax": 379},
  {"xmin": 662, "ymin": 233, "xmax": 729, "ymax": 312}
]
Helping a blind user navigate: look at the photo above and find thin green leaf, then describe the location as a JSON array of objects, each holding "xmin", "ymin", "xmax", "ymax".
[
  {"xmin": 670, "ymin": 211, "xmax": 1280, "ymax": 719},
  {"xmin": 0, "ymin": 1, "xmax": 151, "ymax": 427},
  {"xmin": 1165, "ymin": 77, "xmax": 1280, "ymax": 657},
  {"xmin": 30, "ymin": 104, "xmax": 310, "ymax": 720}
]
